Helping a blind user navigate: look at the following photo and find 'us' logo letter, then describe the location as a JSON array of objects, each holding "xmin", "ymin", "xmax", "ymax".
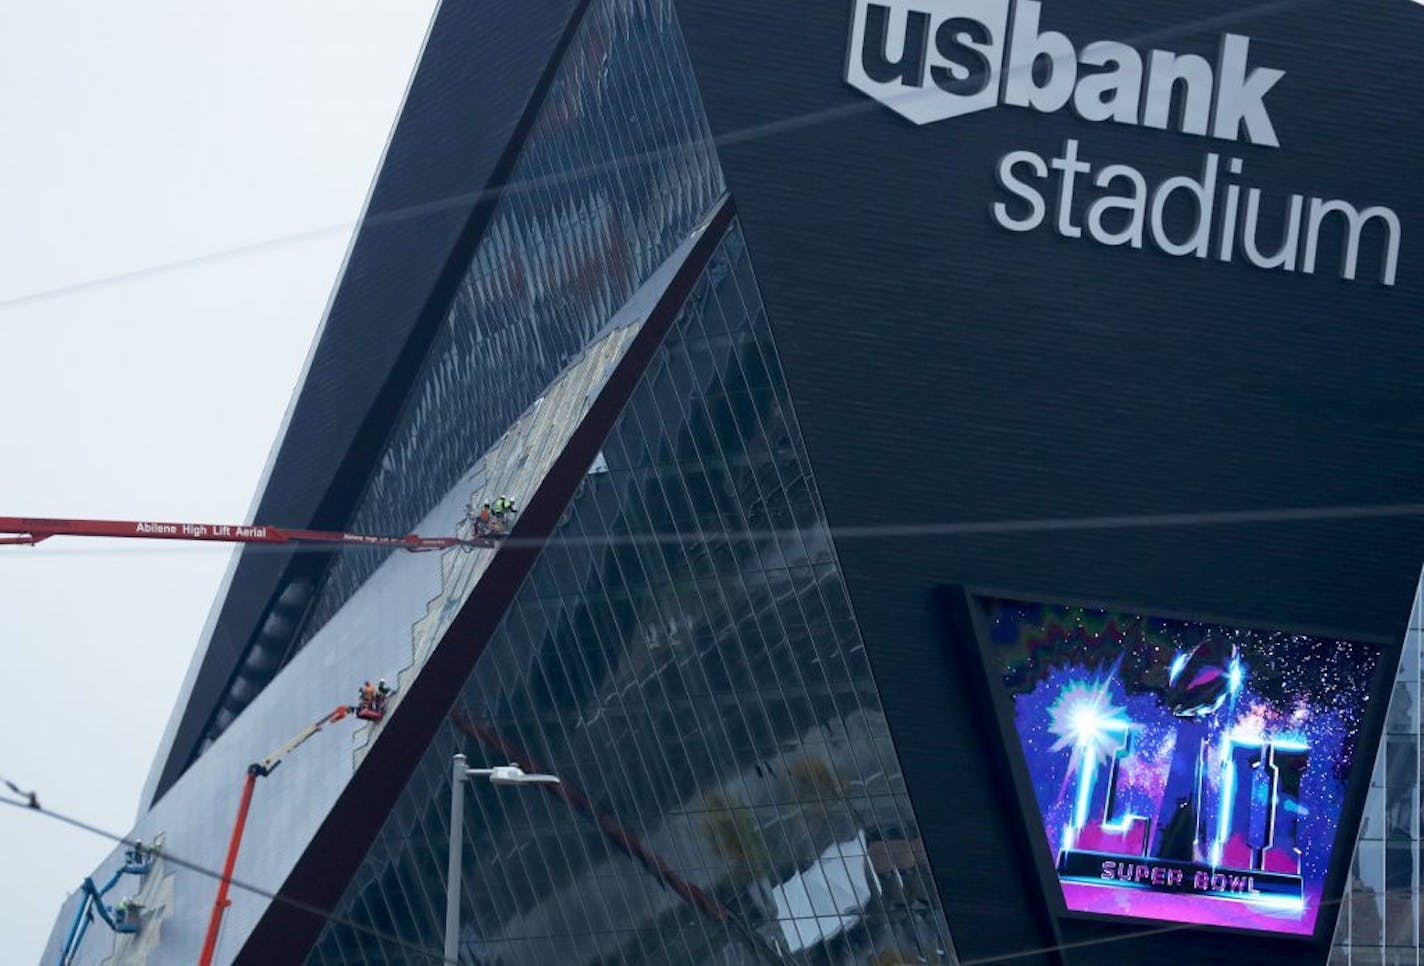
[{"xmin": 846, "ymin": 0, "xmax": 1011, "ymax": 124}]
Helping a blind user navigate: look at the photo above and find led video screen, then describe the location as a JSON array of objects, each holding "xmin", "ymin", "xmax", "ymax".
[{"xmin": 982, "ymin": 597, "xmax": 1383, "ymax": 936}]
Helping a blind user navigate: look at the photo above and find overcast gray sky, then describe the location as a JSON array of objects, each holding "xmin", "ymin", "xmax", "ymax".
[{"xmin": 0, "ymin": 2, "xmax": 437, "ymax": 959}]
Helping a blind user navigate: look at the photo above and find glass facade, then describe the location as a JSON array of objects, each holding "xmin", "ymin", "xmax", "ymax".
[
  {"xmin": 350, "ymin": 224, "xmax": 710, "ymax": 769},
  {"xmin": 307, "ymin": 220, "xmax": 956, "ymax": 965},
  {"xmin": 296, "ymin": 0, "xmax": 725, "ymax": 649},
  {"xmin": 1332, "ymin": 576, "xmax": 1423, "ymax": 965}
]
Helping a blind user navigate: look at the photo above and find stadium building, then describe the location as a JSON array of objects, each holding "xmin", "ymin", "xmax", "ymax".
[{"xmin": 44, "ymin": 0, "xmax": 1424, "ymax": 963}]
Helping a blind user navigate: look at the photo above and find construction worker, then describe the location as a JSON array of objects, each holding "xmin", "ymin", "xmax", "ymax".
[
  {"xmin": 114, "ymin": 897, "xmax": 142, "ymax": 930},
  {"xmin": 373, "ymin": 679, "xmax": 393, "ymax": 714},
  {"xmin": 358, "ymin": 680, "xmax": 376, "ymax": 713},
  {"xmin": 482, "ymin": 497, "xmax": 505, "ymax": 535},
  {"xmin": 463, "ymin": 498, "xmax": 492, "ymax": 536},
  {"xmin": 123, "ymin": 842, "xmax": 151, "ymax": 872},
  {"xmin": 492, "ymin": 495, "xmax": 516, "ymax": 521}
]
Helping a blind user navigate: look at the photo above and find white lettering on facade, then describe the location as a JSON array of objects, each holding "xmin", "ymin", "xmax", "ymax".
[
  {"xmin": 989, "ymin": 140, "xmax": 1400, "ymax": 285},
  {"xmin": 846, "ymin": 1, "xmax": 1403, "ymax": 285}
]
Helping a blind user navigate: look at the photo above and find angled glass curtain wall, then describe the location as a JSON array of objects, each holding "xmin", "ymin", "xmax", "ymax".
[
  {"xmin": 307, "ymin": 221, "xmax": 957, "ymax": 966},
  {"xmin": 298, "ymin": 0, "xmax": 725, "ymax": 647},
  {"xmin": 1332, "ymin": 574, "xmax": 1423, "ymax": 965}
]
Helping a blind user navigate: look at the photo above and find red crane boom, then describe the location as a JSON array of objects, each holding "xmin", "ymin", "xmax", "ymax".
[{"xmin": 0, "ymin": 515, "xmax": 496, "ymax": 551}]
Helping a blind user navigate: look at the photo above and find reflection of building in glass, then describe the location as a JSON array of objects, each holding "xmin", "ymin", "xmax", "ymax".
[{"xmin": 308, "ymin": 221, "xmax": 954, "ymax": 964}]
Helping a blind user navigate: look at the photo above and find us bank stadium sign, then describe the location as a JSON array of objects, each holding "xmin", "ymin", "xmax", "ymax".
[{"xmin": 845, "ymin": 0, "xmax": 1402, "ymax": 285}]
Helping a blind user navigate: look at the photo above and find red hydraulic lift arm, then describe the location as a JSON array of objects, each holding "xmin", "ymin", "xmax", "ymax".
[
  {"xmin": 0, "ymin": 515, "xmax": 497, "ymax": 551},
  {"xmin": 198, "ymin": 704, "xmax": 367, "ymax": 966},
  {"xmin": 201, "ymin": 769, "xmax": 258, "ymax": 966}
]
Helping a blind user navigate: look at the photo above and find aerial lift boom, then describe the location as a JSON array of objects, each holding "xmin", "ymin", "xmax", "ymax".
[
  {"xmin": 0, "ymin": 515, "xmax": 498, "ymax": 551},
  {"xmin": 57, "ymin": 844, "xmax": 152, "ymax": 965},
  {"xmin": 198, "ymin": 696, "xmax": 387, "ymax": 966}
]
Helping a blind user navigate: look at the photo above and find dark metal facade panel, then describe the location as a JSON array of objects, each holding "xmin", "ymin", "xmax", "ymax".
[
  {"xmin": 671, "ymin": 0, "xmax": 1424, "ymax": 962},
  {"xmin": 149, "ymin": 0, "xmax": 587, "ymax": 804},
  {"xmin": 672, "ymin": 0, "xmax": 1424, "ymax": 642}
]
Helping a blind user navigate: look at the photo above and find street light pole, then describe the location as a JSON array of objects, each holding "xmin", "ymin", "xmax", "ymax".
[
  {"xmin": 445, "ymin": 754, "xmax": 467, "ymax": 966},
  {"xmin": 444, "ymin": 754, "xmax": 560, "ymax": 965}
]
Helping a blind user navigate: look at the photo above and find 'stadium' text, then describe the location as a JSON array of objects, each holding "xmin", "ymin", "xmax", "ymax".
[{"xmin": 994, "ymin": 139, "xmax": 1400, "ymax": 285}]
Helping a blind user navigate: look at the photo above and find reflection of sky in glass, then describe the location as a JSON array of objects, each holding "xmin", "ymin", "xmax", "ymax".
[{"xmin": 988, "ymin": 599, "xmax": 1380, "ymax": 936}]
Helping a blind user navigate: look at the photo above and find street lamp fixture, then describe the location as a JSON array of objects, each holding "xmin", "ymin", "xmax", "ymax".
[{"xmin": 445, "ymin": 754, "xmax": 559, "ymax": 964}]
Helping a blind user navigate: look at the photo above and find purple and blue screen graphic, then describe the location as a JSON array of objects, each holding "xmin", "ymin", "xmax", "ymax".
[{"xmin": 985, "ymin": 598, "xmax": 1380, "ymax": 935}]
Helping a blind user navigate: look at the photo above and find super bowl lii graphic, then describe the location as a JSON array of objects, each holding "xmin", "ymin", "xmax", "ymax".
[{"xmin": 986, "ymin": 598, "xmax": 1381, "ymax": 935}]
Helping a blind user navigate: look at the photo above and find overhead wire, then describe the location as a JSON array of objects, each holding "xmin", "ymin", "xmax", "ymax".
[
  {"xmin": 3, "ymin": 496, "xmax": 1401, "ymax": 961},
  {"xmin": 0, "ymin": 791, "xmax": 454, "ymax": 964},
  {"xmin": 0, "ymin": 784, "xmax": 1376, "ymax": 965},
  {"xmin": 0, "ymin": 0, "xmax": 1321, "ymax": 317},
  {"xmin": 1, "ymin": 776, "xmax": 41, "ymax": 809},
  {"xmin": 3, "ymin": 499, "xmax": 1423, "ymax": 558}
]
